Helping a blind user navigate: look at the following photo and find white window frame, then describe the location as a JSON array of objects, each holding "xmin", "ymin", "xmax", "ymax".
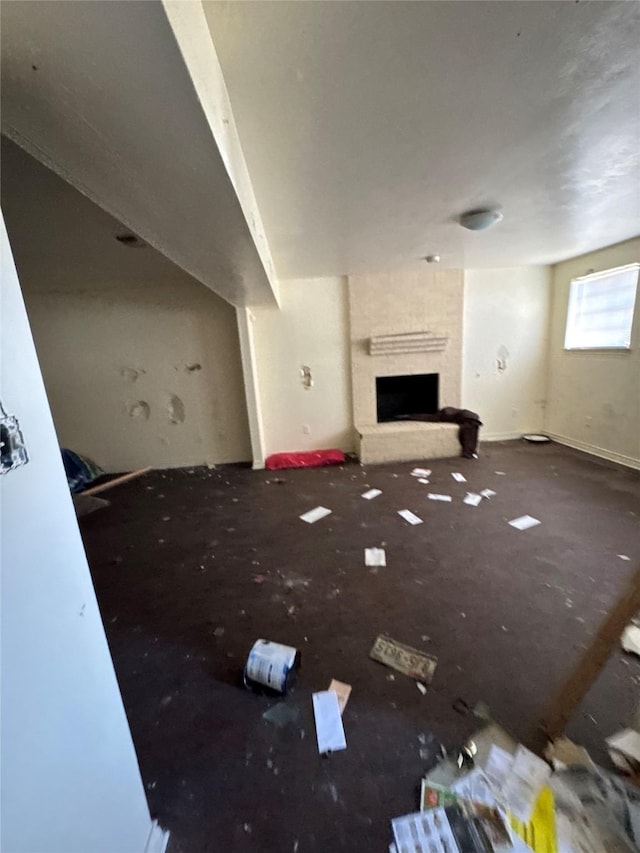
[{"xmin": 564, "ymin": 262, "xmax": 639, "ymax": 351}]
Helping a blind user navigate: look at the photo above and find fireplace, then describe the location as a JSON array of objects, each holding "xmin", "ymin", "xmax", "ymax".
[{"xmin": 376, "ymin": 373, "xmax": 439, "ymax": 423}]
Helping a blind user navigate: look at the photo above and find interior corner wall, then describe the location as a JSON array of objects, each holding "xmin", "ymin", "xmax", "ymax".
[
  {"xmin": 1, "ymin": 137, "xmax": 251, "ymax": 473},
  {"xmin": 1, "ymin": 214, "xmax": 155, "ymax": 853},
  {"xmin": 462, "ymin": 267, "xmax": 551, "ymax": 440},
  {"xmin": 23, "ymin": 282, "xmax": 252, "ymax": 472},
  {"xmin": 545, "ymin": 237, "xmax": 640, "ymax": 469},
  {"xmin": 250, "ymin": 277, "xmax": 354, "ymax": 457}
]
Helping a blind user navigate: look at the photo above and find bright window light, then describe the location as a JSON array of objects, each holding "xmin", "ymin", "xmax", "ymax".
[{"xmin": 564, "ymin": 263, "xmax": 639, "ymax": 350}]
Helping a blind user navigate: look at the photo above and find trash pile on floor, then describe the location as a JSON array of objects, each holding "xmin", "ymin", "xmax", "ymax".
[{"xmin": 387, "ymin": 718, "xmax": 640, "ymax": 852}]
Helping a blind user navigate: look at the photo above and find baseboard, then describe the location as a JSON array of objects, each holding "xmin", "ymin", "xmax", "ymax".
[
  {"xmin": 144, "ymin": 820, "xmax": 170, "ymax": 853},
  {"xmin": 480, "ymin": 432, "xmax": 525, "ymax": 442},
  {"xmin": 545, "ymin": 431, "xmax": 640, "ymax": 471}
]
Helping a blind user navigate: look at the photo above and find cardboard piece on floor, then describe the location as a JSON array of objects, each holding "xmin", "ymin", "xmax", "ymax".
[
  {"xmin": 411, "ymin": 468, "xmax": 432, "ymax": 478},
  {"xmin": 480, "ymin": 489, "xmax": 497, "ymax": 498},
  {"xmin": 361, "ymin": 488, "xmax": 382, "ymax": 500},
  {"xmin": 365, "ymin": 547, "xmax": 386, "ymax": 567},
  {"xmin": 621, "ymin": 624, "xmax": 640, "ymax": 656},
  {"xmin": 463, "ymin": 492, "xmax": 482, "ymax": 507},
  {"xmin": 544, "ymin": 736, "xmax": 596, "ymax": 772},
  {"xmin": 369, "ymin": 634, "xmax": 437, "ymax": 683},
  {"xmin": 312, "ymin": 690, "xmax": 346, "ymax": 754},
  {"xmin": 328, "ymin": 679, "xmax": 351, "ymax": 715},
  {"xmin": 451, "ymin": 472, "xmax": 467, "ymax": 482},
  {"xmin": 427, "ymin": 494, "xmax": 452, "ymax": 502},
  {"xmin": 397, "ymin": 509, "xmax": 423, "ymax": 525},
  {"xmin": 300, "ymin": 506, "xmax": 332, "ymax": 524},
  {"xmin": 508, "ymin": 515, "xmax": 541, "ymax": 531}
]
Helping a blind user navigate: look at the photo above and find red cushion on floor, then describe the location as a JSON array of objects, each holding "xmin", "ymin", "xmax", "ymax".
[{"xmin": 265, "ymin": 449, "xmax": 346, "ymax": 470}]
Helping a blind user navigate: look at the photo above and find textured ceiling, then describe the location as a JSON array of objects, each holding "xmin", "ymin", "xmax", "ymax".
[{"xmin": 206, "ymin": 0, "xmax": 640, "ymax": 277}]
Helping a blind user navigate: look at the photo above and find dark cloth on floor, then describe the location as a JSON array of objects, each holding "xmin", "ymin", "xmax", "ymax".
[{"xmin": 394, "ymin": 407, "xmax": 483, "ymax": 458}]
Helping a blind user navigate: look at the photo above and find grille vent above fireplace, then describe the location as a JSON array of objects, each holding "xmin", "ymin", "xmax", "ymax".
[{"xmin": 369, "ymin": 331, "xmax": 448, "ymax": 356}]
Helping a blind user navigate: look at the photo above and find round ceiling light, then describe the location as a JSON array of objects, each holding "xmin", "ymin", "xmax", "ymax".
[{"xmin": 459, "ymin": 209, "xmax": 503, "ymax": 231}]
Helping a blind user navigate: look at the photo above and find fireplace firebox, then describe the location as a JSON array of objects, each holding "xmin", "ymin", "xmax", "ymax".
[{"xmin": 376, "ymin": 373, "xmax": 439, "ymax": 422}]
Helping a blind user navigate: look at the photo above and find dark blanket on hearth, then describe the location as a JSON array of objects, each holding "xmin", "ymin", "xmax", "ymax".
[{"xmin": 394, "ymin": 407, "xmax": 483, "ymax": 458}]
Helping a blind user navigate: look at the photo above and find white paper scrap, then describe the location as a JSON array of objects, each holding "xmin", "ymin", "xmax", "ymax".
[
  {"xmin": 300, "ymin": 506, "xmax": 332, "ymax": 524},
  {"xmin": 508, "ymin": 515, "xmax": 541, "ymax": 531},
  {"xmin": 417, "ymin": 478, "xmax": 430, "ymax": 485},
  {"xmin": 392, "ymin": 809, "xmax": 458, "ymax": 853},
  {"xmin": 365, "ymin": 547, "xmax": 386, "ymax": 567},
  {"xmin": 416, "ymin": 682, "xmax": 427, "ymax": 695},
  {"xmin": 411, "ymin": 468, "xmax": 432, "ymax": 478},
  {"xmin": 450, "ymin": 769, "xmax": 498, "ymax": 807},
  {"xmin": 606, "ymin": 728, "xmax": 640, "ymax": 764},
  {"xmin": 621, "ymin": 624, "xmax": 640, "ymax": 656},
  {"xmin": 484, "ymin": 744, "xmax": 514, "ymax": 789},
  {"xmin": 312, "ymin": 690, "xmax": 347, "ymax": 754},
  {"xmin": 427, "ymin": 493, "xmax": 452, "ymax": 502},
  {"xmin": 480, "ymin": 489, "xmax": 497, "ymax": 498},
  {"xmin": 495, "ymin": 471, "xmax": 506, "ymax": 476},
  {"xmin": 511, "ymin": 745, "xmax": 551, "ymax": 790},
  {"xmin": 618, "ymin": 554, "xmax": 631, "ymax": 561},
  {"xmin": 361, "ymin": 488, "xmax": 382, "ymax": 500},
  {"xmin": 398, "ymin": 509, "xmax": 423, "ymax": 525},
  {"xmin": 451, "ymin": 472, "xmax": 467, "ymax": 482},
  {"xmin": 464, "ymin": 492, "xmax": 482, "ymax": 507}
]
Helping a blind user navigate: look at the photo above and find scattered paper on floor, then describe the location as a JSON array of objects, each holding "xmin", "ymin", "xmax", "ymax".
[
  {"xmin": 464, "ymin": 492, "xmax": 482, "ymax": 506},
  {"xmin": 427, "ymin": 494, "xmax": 452, "ymax": 502},
  {"xmin": 328, "ymin": 679, "xmax": 351, "ymax": 715},
  {"xmin": 300, "ymin": 506, "xmax": 332, "ymax": 524},
  {"xmin": 606, "ymin": 728, "xmax": 640, "ymax": 772},
  {"xmin": 312, "ymin": 690, "xmax": 347, "ymax": 754},
  {"xmin": 416, "ymin": 682, "xmax": 427, "ymax": 695},
  {"xmin": 365, "ymin": 547, "xmax": 386, "ymax": 567},
  {"xmin": 451, "ymin": 472, "xmax": 467, "ymax": 482},
  {"xmin": 486, "ymin": 743, "xmax": 551, "ymax": 823},
  {"xmin": 411, "ymin": 468, "xmax": 432, "ymax": 478},
  {"xmin": 508, "ymin": 515, "xmax": 541, "ymax": 531},
  {"xmin": 362, "ymin": 488, "xmax": 382, "ymax": 500},
  {"xmin": 417, "ymin": 478, "xmax": 430, "ymax": 484},
  {"xmin": 480, "ymin": 489, "xmax": 497, "ymax": 498},
  {"xmin": 621, "ymin": 624, "xmax": 640, "ymax": 656},
  {"xmin": 398, "ymin": 509, "xmax": 423, "ymax": 525},
  {"xmin": 369, "ymin": 634, "xmax": 437, "ymax": 683},
  {"xmin": 618, "ymin": 554, "xmax": 631, "ymax": 561}
]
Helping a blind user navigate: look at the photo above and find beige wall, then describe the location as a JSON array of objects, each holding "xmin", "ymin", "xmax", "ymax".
[
  {"xmin": 2, "ymin": 137, "xmax": 251, "ymax": 472},
  {"xmin": 251, "ymin": 277, "xmax": 354, "ymax": 456},
  {"xmin": 349, "ymin": 270, "xmax": 464, "ymax": 426},
  {"xmin": 462, "ymin": 267, "xmax": 551, "ymax": 439},
  {"xmin": 545, "ymin": 238, "xmax": 640, "ymax": 469}
]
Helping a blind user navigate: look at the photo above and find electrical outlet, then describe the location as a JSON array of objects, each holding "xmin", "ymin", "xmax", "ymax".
[{"xmin": 303, "ymin": 424, "xmax": 311, "ymax": 435}]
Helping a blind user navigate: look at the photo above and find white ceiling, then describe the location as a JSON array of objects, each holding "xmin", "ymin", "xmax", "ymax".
[
  {"xmin": 205, "ymin": 0, "xmax": 640, "ymax": 277},
  {"xmin": 1, "ymin": 0, "xmax": 277, "ymax": 306}
]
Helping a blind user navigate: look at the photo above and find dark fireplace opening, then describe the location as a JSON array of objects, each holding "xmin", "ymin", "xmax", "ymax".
[{"xmin": 376, "ymin": 373, "xmax": 439, "ymax": 422}]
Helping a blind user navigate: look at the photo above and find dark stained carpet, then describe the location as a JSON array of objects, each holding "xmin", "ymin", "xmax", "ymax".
[{"xmin": 79, "ymin": 441, "xmax": 640, "ymax": 852}]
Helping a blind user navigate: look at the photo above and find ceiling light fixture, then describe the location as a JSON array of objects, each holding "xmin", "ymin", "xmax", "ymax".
[{"xmin": 459, "ymin": 208, "xmax": 503, "ymax": 231}]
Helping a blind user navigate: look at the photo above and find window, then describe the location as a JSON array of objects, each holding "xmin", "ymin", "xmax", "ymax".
[{"xmin": 564, "ymin": 263, "xmax": 639, "ymax": 350}]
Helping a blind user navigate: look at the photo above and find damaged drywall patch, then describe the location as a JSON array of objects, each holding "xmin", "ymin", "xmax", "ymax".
[
  {"xmin": 120, "ymin": 367, "xmax": 145, "ymax": 382},
  {"xmin": 185, "ymin": 363, "xmax": 202, "ymax": 372},
  {"xmin": 496, "ymin": 345, "xmax": 510, "ymax": 373},
  {"xmin": 167, "ymin": 395, "xmax": 185, "ymax": 424},
  {"xmin": 128, "ymin": 400, "xmax": 151, "ymax": 420}
]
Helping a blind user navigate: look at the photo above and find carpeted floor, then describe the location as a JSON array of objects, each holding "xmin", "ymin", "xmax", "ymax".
[{"xmin": 79, "ymin": 440, "xmax": 640, "ymax": 853}]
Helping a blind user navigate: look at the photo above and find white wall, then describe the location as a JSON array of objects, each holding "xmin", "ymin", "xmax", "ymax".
[
  {"xmin": 2, "ymin": 138, "xmax": 251, "ymax": 473},
  {"xmin": 250, "ymin": 277, "xmax": 354, "ymax": 456},
  {"xmin": 462, "ymin": 267, "xmax": 551, "ymax": 439},
  {"xmin": 545, "ymin": 238, "xmax": 640, "ymax": 469},
  {"xmin": 1, "ymin": 215, "xmax": 160, "ymax": 852}
]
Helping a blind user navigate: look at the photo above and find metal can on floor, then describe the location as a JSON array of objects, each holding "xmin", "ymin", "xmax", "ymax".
[{"xmin": 243, "ymin": 639, "xmax": 300, "ymax": 694}]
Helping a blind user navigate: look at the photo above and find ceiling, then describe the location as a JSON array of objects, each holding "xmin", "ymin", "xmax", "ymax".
[
  {"xmin": 1, "ymin": 0, "xmax": 277, "ymax": 306},
  {"xmin": 205, "ymin": 0, "xmax": 640, "ymax": 277}
]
